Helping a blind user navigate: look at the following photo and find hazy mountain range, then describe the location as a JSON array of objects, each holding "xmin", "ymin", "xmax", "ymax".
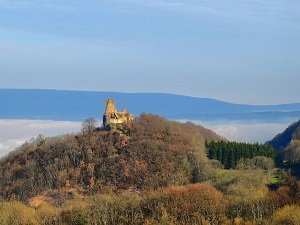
[{"xmin": 1, "ymin": 89, "xmax": 300, "ymax": 122}]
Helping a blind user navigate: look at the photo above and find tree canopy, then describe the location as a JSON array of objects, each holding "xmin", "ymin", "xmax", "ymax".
[{"xmin": 0, "ymin": 114, "xmax": 222, "ymax": 201}]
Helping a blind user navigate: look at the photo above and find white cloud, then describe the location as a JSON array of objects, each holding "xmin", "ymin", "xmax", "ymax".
[
  {"xmin": 0, "ymin": 138, "xmax": 28, "ymax": 157},
  {"xmin": 201, "ymin": 122, "xmax": 287, "ymax": 143},
  {"xmin": 178, "ymin": 119, "xmax": 289, "ymax": 143},
  {"xmin": 0, "ymin": 120, "xmax": 82, "ymax": 157}
]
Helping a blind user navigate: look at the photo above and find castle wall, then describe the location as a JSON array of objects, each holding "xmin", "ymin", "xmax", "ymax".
[{"xmin": 103, "ymin": 99, "xmax": 134, "ymax": 129}]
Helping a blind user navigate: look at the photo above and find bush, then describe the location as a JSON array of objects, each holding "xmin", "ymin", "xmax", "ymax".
[
  {"xmin": 272, "ymin": 204, "xmax": 300, "ymax": 225},
  {"xmin": 0, "ymin": 201, "xmax": 39, "ymax": 225}
]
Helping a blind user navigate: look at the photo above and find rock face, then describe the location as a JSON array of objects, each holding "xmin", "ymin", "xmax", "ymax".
[{"xmin": 103, "ymin": 99, "xmax": 134, "ymax": 129}]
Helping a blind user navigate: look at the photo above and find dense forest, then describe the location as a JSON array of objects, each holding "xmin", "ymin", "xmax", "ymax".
[
  {"xmin": 207, "ymin": 141, "xmax": 276, "ymax": 169},
  {"xmin": 0, "ymin": 114, "xmax": 300, "ymax": 224},
  {"xmin": 0, "ymin": 114, "xmax": 222, "ymax": 201}
]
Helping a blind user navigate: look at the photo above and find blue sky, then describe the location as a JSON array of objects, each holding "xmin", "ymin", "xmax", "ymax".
[{"xmin": 0, "ymin": 0, "xmax": 299, "ymax": 104}]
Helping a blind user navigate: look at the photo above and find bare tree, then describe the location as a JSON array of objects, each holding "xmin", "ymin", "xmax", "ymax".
[{"xmin": 82, "ymin": 117, "xmax": 97, "ymax": 135}]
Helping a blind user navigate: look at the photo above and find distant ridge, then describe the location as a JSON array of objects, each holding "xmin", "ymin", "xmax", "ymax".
[
  {"xmin": 0, "ymin": 89, "xmax": 300, "ymax": 122},
  {"xmin": 266, "ymin": 119, "xmax": 300, "ymax": 151}
]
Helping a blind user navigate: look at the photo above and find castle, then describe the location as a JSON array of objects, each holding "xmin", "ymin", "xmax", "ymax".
[{"xmin": 103, "ymin": 99, "xmax": 134, "ymax": 129}]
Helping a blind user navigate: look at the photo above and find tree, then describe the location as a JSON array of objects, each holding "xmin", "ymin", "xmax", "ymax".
[
  {"xmin": 81, "ymin": 117, "xmax": 97, "ymax": 135},
  {"xmin": 236, "ymin": 156, "xmax": 274, "ymax": 171},
  {"xmin": 206, "ymin": 141, "xmax": 276, "ymax": 169},
  {"xmin": 36, "ymin": 134, "xmax": 46, "ymax": 146},
  {"xmin": 282, "ymin": 140, "xmax": 300, "ymax": 163},
  {"xmin": 72, "ymin": 213, "xmax": 88, "ymax": 225}
]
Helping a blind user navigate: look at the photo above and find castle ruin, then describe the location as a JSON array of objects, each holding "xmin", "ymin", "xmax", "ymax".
[{"xmin": 103, "ymin": 99, "xmax": 134, "ymax": 130}]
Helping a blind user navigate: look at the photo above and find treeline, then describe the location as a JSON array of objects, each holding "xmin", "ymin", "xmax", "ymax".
[
  {"xmin": 207, "ymin": 141, "xmax": 276, "ymax": 169},
  {"xmin": 1, "ymin": 178, "xmax": 300, "ymax": 225}
]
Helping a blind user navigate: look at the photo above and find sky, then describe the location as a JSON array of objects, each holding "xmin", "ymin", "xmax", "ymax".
[{"xmin": 0, "ymin": 0, "xmax": 300, "ymax": 104}]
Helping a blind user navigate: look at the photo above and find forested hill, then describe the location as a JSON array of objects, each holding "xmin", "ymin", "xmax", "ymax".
[
  {"xmin": 0, "ymin": 114, "xmax": 223, "ymax": 202},
  {"xmin": 1, "ymin": 89, "xmax": 300, "ymax": 122},
  {"xmin": 266, "ymin": 119, "xmax": 300, "ymax": 151}
]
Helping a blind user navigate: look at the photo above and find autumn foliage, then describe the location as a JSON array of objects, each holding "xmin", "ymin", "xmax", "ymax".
[
  {"xmin": 1, "ymin": 114, "xmax": 300, "ymax": 224},
  {"xmin": 0, "ymin": 114, "xmax": 222, "ymax": 201}
]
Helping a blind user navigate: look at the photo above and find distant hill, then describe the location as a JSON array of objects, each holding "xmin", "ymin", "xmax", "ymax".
[
  {"xmin": 266, "ymin": 119, "xmax": 300, "ymax": 151},
  {"xmin": 0, "ymin": 89, "xmax": 300, "ymax": 122},
  {"xmin": 0, "ymin": 114, "xmax": 223, "ymax": 201}
]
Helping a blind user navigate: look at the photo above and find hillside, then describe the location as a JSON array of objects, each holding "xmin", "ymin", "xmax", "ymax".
[
  {"xmin": 266, "ymin": 119, "xmax": 300, "ymax": 151},
  {"xmin": 1, "ymin": 89, "xmax": 300, "ymax": 122},
  {"xmin": 0, "ymin": 114, "xmax": 223, "ymax": 202},
  {"xmin": 266, "ymin": 119, "xmax": 300, "ymax": 166},
  {"xmin": 1, "ymin": 114, "xmax": 299, "ymax": 224}
]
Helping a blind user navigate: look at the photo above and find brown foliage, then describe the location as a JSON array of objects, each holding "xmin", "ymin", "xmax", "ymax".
[
  {"xmin": 272, "ymin": 204, "xmax": 300, "ymax": 225},
  {"xmin": 141, "ymin": 183, "xmax": 226, "ymax": 224},
  {"xmin": 0, "ymin": 114, "xmax": 222, "ymax": 201}
]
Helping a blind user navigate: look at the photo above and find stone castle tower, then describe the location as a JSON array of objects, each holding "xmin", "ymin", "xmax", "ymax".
[{"xmin": 103, "ymin": 99, "xmax": 134, "ymax": 129}]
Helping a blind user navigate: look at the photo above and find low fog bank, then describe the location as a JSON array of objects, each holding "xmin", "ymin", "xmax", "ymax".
[
  {"xmin": 191, "ymin": 121, "xmax": 288, "ymax": 143},
  {"xmin": 0, "ymin": 120, "xmax": 82, "ymax": 157},
  {"xmin": 0, "ymin": 119, "xmax": 293, "ymax": 158}
]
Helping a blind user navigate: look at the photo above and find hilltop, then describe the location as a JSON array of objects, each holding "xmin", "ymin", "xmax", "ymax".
[{"xmin": 0, "ymin": 114, "xmax": 223, "ymax": 202}]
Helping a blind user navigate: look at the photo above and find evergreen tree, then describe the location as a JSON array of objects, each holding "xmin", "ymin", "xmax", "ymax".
[{"xmin": 206, "ymin": 141, "xmax": 276, "ymax": 169}]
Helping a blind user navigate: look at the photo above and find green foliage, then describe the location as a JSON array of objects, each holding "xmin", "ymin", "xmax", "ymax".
[
  {"xmin": 211, "ymin": 169, "xmax": 268, "ymax": 196},
  {"xmin": 62, "ymin": 209, "xmax": 88, "ymax": 225},
  {"xmin": 73, "ymin": 213, "xmax": 88, "ymax": 225},
  {"xmin": 207, "ymin": 140, "xmax": 276, "ymax": 169},
  {"xmin": 269, "ymin": 169, "xmax": 282, "ymax": 185}
]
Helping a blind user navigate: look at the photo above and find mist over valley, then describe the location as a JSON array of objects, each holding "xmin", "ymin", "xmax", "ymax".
[{"xmin": 0, "ymin": 89, "xmax": 299, "ymax": 156}]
